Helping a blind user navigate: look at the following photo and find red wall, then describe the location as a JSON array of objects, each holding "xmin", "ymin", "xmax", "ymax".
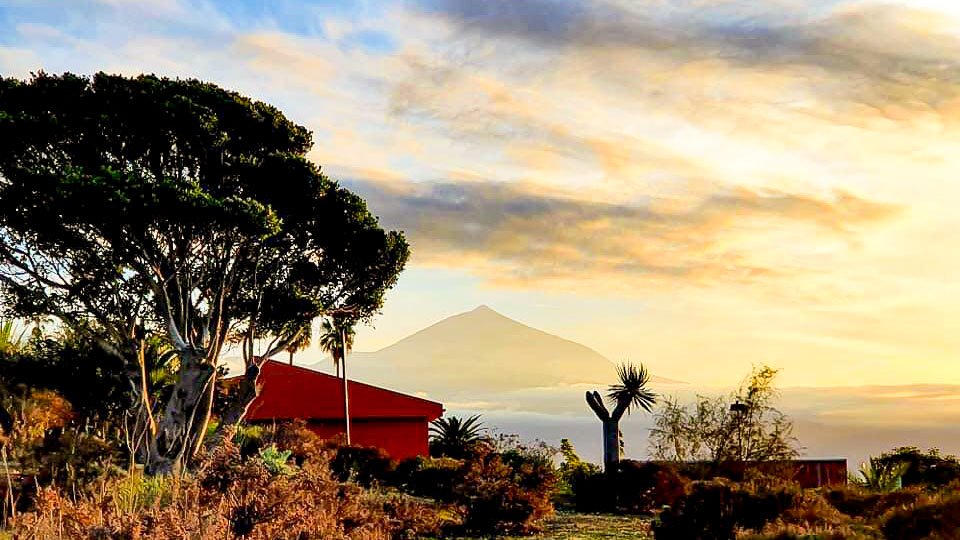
[{"xmin": 305, "ymin": 418, "xmax": 429, "ymax": 461}]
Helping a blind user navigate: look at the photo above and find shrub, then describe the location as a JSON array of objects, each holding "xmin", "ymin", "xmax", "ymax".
[
  {"xmin": 881, "ymin": 492, "xmax": 960, "ymax": 540},
  {"xmin": 233, "ymin": 424, "xmax": 270, "ymax": 458},
  {"xmin": 617, "ymin": 460, "xmax": 689, "ymax": 514},
  {"xmin": 396, "ymin": 442, "xmax": 557, "ymax": 535},
  {"xmin": 450, "ymin": 445, "xmax": 556, "ymax": 536},
  {"xmin": 258, "ymin": 444, "xmax": 294, "ymax": 476},
  {"xmin": 392, "ymin": 456, "xmax": 460, "ymax": 501},
  {"xmin": 33, "ymin": 428, "xmax": 124, "ymax": 493},
  {"xmin": 273, "ymin": 420, "xmax": 328, "ymax": 465},
  {"xmin": 823, "ymin": 484, "xmax": 926, "ymax": 519},
  {"xmin": 8, "ymin": 439, "xmax": 442, "ymax": 540},
  {"xmin": 568, "ymin": 466, "xmax": 610, "ymax": 512},
  {"xmin": 653, "ymin": 479, "xmax": 796, "ymax": 540},
  {"xmin": 876, "ymin": 447, "xmax": 960, "ymax": 489},
  {"xmin": 556, "ymin": 438, "xmax": 603, "ymax": 509},
  {"xmin": 330, "ymin": 445, "xmax": 395, "ymax": 487}
]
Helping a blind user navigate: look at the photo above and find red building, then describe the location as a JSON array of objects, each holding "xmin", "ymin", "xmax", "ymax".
[{"xmin": 240, "ymin": 360, "xmax": 444, "ymax": 460}]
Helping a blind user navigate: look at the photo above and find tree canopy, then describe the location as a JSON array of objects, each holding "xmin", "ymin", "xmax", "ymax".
[
  {"xmin": 0, "ymin": 72, "xmax": 409, "ymax": 473},
  {"xmin": 648, "ymin": 365, "xmax": 799, "ymax": 463}
]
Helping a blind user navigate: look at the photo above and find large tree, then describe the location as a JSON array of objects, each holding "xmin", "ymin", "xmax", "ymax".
[{"xmin": 0, "ymin": 72, "xmax": 409, "ymax": 474}]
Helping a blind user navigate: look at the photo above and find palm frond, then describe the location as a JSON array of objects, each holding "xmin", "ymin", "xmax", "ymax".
[
  {"xmin": 606, "ymin": 362, "xmax": 657, "ymax": 414},
  {"xmin": 429, "ymin": 414, "xmax": 486, "ymax": 458}
]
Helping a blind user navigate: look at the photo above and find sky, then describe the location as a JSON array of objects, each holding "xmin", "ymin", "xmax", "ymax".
[{"xmin": 3, "ymin": 0, "xmax": 960, "ymax": 389}]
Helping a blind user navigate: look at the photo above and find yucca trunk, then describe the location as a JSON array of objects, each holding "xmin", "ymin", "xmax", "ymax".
[{"xmin": 602, "ymin": 419, "xmax": 620, "ymax": 473}]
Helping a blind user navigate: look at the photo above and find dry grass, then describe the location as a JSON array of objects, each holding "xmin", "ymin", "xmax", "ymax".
[{"xmin": 443, "ymin": 512, "xmax": 652, "ymax": 540}]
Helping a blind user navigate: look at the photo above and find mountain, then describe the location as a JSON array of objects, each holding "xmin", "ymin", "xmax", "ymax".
[{"xmin": 307, "ymin": 305, "xmax": 681, "ymax": 407}]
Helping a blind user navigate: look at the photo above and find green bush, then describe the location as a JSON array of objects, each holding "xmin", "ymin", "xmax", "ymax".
[{"xmin": 258, "ymin": 444, "xmax": 294, "ymax": 476}]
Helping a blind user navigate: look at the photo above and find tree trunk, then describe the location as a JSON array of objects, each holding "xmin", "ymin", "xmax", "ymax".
[
  {"xmin": 147, "ymin": 356, "xmax": 215, "ymax": 475},
  {"xmin": 602, "ymin": 419, "xmax": 620, "ymax": 473},
  {"xmin": 217, "ymin": 363, "xmax": 262, "ymax": 429}
]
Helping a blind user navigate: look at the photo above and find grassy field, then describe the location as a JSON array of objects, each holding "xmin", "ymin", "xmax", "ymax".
[{"xmin": 453, "ymin": 512, "xmax": 653, "ymax": 539}]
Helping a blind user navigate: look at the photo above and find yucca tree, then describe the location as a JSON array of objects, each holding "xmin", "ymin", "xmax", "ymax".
[
  {"xmin": 317, "ymin": 318, "xmax": 354, "ymax": 377},
  {"xmin": 429, "ymin": 414, "xmax": 486, "ymax": 458},
  {"xmin": 586, "ymin": 363, "xmax": 657, "ymax": 472}
]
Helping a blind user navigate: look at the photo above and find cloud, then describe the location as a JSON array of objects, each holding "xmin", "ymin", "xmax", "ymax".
[
  {"xmin": 409, "ymin": 0, "xmax": 960, "ymax": 128},
  {"xmin": 348, "ymin": 177, "xmax": 899, "ymax": 291}
]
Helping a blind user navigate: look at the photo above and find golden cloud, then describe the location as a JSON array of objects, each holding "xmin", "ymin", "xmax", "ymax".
[{"xmin": 347, "ymin": 178, "xmax": 901, "ymax": 292}]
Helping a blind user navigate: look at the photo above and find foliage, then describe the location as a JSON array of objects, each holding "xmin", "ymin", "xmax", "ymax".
[
  {"xmin": 649, "ymin": 365, "xmax": 799, "ymax": 463},
  {"xmin": 258, "ymin": 444, "xmax": 294, "ymax": 476},
  {"xmin": 823, "ymin": 484, "xmax": 926, "ymax": 519},
  {"xmin": 615, "ymin": 460, "xmax": 689, "ymax": 514},
  {"xmin": 233, "ymin": 424, "xmax": 270, "ymax": 458},
  {"xmin": 448, "ymin": 444, "xmax": 557, "ymax": 536},
  {"xmin": 875, "ymin": 446, "xmax": 960, "ymax": 488},
  {"xmin": 111, "ymin": 472, "xmax": 175, "ymax": 514},
  {"xmin": 393, "ymin": 438, "xmax": 557, "ymax": 535},
  {"xmin": 330, "ymin": 445, "xmax": 395, "ymax": 487},
  {"xmin": 392, "ymin": 455, "xmax": 461, "ymax": 501},
  {"xmin": 652, "ymin": 478, "xmax": 796, "ymax": 540},
  {"xmin": 272, "ymin": 420, "xmax": 327, "ymax": 465},
  {"xmin": 0, "ymin": 72, "xmax": 409, "ymax": 473},
  {"xmin": 428, "ymin": 414, "xmax": 486, "ymax": 459},
  {"xmin": 881, "ymin": 491, "xmax": 960, "ymax": 540},
  {"xmin": 317, "ymin": 317, "xmax": 356, "ymax": 376},
  {"xmin": 556, "ymin": 439, "xmax": 602, "ymax": 507},
  {"xmin": 852, "ymin": 456, "xmax": 909, "ymax": 492},
  {"xmin": 606, "ymin": 363, "xmax": 657, "ymax": 415},
  {"xmin": 7, "ymin": 439, "xmax": 441, "ymax": 540}
]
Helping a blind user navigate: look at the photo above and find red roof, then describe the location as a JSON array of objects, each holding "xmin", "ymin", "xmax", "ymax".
[{"xmin": 241, "ymin": 360, "xmax": 444, "ymax": 422}]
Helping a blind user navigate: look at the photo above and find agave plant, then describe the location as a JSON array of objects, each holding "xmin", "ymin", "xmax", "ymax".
[
  {"xmin": 429, "ymin": 414, "xmax": 486, "ymax": 458},
  {"xmin": 586, "ymin": 362, "xmax": 657, "ymax": 472},
  {"xmin": 854, "ymin": 457, "xmax": 909, "ymax": 492}
]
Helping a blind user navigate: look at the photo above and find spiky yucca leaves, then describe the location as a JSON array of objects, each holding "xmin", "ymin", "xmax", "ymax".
[
  {"xmin": 606, "ymin": 363, "xmax": 657, "ymax": 418},
  {"xmin": 429, "ymin": 415, "xmax": 486, "ymax": 459}
]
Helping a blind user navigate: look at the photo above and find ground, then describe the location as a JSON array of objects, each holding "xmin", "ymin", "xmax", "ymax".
[{"xmin": 450, "ymin": 512, "xmax": 653, "ymax": 540}]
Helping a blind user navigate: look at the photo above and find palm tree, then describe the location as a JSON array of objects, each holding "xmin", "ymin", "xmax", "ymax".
[
  {"xmin": 429, "ymin": 415, "xmax": 486, "ymax": 458},
  {"xmin": 283, "ymin": 322, "xmax": 313, "ymax": 365},
  {"xmin": 317, "ymin": 318, "xmax": 354, "ymax": 377},
  {"xmin": 585, "ymin": 362, "xmax": 656, "ymax": 472}
]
